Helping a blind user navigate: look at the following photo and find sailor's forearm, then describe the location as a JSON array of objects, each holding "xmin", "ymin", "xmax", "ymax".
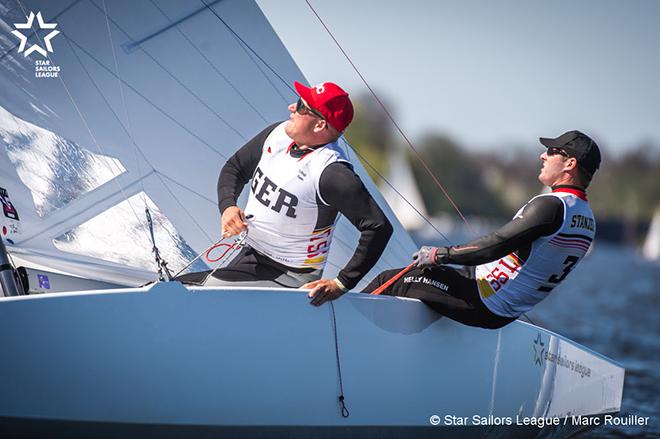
[
  {"xmin": 337, "ymin": 221, "xmax": 393, "ymax": 290},
  {"xmin": 444, "ymin": 232, "xmax": 519, "ymax": 265},
  {"xmin": 442, "ymin": 195, "xmax": 565, "ymax": 266}
]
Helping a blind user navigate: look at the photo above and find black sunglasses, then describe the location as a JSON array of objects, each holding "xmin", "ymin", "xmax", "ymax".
[
  {"xmin": 295, "ymin": 98, "xmax": 325, "ymax": 120},
  {"xmin": 546, "ymin": 147, "xmax": 570, "ymax": 158}
]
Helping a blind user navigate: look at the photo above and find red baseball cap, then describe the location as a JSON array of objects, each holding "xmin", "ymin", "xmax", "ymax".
[{"xmin": 294, "ymin": 81, "xmax": 354, "ymax": 132}]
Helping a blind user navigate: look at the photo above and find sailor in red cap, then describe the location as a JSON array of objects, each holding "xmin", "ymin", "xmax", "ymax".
[{"xmin": 193, "ymin": 81, "xmax": 392, "ymax": 302}]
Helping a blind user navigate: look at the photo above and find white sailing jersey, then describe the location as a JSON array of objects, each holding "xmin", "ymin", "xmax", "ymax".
[
  {"xmin": 475, "ymin": 191, "xmax": 596, "ymax": 317},
  {"xmin": 244, "ymin": 122, "xmax": 348, "ymax": 269}
]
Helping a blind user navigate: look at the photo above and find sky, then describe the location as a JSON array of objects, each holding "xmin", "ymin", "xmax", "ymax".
[{"xmin": 258, "ymin": 0, "xmax": 660, "ymax": 155}]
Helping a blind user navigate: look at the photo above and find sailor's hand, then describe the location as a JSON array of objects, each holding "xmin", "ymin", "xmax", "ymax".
[
  {"xmin": 413, "ymin": 246, "xmax": 440, "ymax": 268},
  {"xmin": 303, "ymin": 279, "xmax": 346, "ymax": 306},
  {"xmin": 221, "ymin": 206, "xmax": 248, "ymax": 238}
]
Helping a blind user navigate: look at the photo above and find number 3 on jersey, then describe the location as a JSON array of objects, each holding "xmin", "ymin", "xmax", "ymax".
[{"xmin": 547, "ymin": 255, "xmax": 580, "ymax": 283}]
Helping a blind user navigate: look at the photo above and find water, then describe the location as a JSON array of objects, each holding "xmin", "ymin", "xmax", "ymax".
[{"xmin": 417, "ymin": 237, "xmax": 659, "ymax": 438}]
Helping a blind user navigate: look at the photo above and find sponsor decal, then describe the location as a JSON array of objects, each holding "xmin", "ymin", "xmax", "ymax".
[
  {"xmin": 0, "ymin": 188, "xmax": 19, "ymax": 221},
  {"xmin": 532, "ymin": 332, "xmax": 592, "ymax": 378},
  {"xmin": 403, "ymin": 275, "xmax": 449, "ymax": 292},
  {"xmin": 38, "ymin": 274, "xmax": 51, "ymax": 289},
  {"xmin": 11, "ymin": 11, "xmax": 62, "ymax": 78},
  {"xmin": 1, "ymin": 188, "xmax": 21, "ymax": 242},
  {"xmin": 543, "ymin": 350, "xmax": 592, "ymax": 378}
]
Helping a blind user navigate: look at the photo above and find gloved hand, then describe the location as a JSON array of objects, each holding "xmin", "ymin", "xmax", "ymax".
[
  {"xmin": 413, "ymin": 246, "xmax": 450, "ymax": 268},
  {"xmin": 412, "ymin": 246, "xmax": 439, "ymax": 268}
]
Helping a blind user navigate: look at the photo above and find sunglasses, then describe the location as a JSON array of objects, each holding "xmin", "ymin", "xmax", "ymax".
[
  {"xmin": 295, "ymin": 98, "xmax": 325, "ymax": 120},
  {"xmin": 546, "ymin": 147, "xmax": 570, "ymax": 158}
]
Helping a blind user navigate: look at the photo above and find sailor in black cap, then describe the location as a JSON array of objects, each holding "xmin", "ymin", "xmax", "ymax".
[{"xmin": 363, "ymin": 131, "xmax": 601, "ymax": 329}]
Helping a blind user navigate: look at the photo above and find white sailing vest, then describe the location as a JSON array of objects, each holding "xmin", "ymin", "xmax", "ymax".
[
  {"xmin": 244, "ymin": 122, "xmax": 348, "ymax": 269},
  {"xmin": 475, "ymin": 191, "xmax": 596, "ymax": 317}
]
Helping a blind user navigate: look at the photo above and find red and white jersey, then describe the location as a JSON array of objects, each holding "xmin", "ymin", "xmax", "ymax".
[
  {"xmin": 244, "ymin": 122, "xmax": 348, "ymax": 269},
  {"xmin": 476, "ymin": 191, "xmax": 596, "ymax": 317}
]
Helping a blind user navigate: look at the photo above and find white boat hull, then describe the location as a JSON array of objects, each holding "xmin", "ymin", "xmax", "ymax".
[{"xmin": 0, "ymin": 282, "xmax": 623, "ymax": 436}]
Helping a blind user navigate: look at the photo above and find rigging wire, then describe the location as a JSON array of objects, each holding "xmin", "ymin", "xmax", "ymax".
[{"xmin": 303, "ymin": 0, "xmax": 477, "ymax": 238}]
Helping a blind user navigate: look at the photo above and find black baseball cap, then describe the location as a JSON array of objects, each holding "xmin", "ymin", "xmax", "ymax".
[{"xmin": 539, "ymin": 130, "xmax": 601, "ymax": 176}]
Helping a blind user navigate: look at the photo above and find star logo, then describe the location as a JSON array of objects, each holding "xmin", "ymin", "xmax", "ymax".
[
  {"xmin": 533, "ymin": 332, "xmax": 545, "ymax": 366},
  {"xmin": 11, "ymin": 11, "xmax": 60, "ymax": 58}
]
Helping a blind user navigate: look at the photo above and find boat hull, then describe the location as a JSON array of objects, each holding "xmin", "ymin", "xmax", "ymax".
[{"xmin": 0, "ymin": 282, "xmax": 623, "ymax": 434}]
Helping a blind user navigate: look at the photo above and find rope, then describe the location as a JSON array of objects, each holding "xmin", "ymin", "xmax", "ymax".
[
  {"xmin": 329, "ymin": 302, "xmax": 349, "ymax": 418},
  {"xmin": 199, "ymin": 232, "xmax": 248, "ymax": 286},
  {"xmin": 171, "ymin": 241, "xmax": 218, "ymax": 279},
  {"xmin": 145, "ymin": 207, "xmax": 172, "ymax": 281},
  {"xmin": 370, "ymin": 262, "xmax": 416, "ymax": 296}
]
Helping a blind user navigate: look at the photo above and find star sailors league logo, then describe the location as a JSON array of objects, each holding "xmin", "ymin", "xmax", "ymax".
[
  {"xmin": 11, "ymin": 11, "xmax": 62, "ymax": 78},
  {"xmin": 12, "ymin": 12, "xmax": 59, "ymax": 57}
]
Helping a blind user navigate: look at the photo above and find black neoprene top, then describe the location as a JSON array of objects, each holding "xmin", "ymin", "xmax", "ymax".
[
  {"xmin": 217, "ymin": 122, "xmax": 393, "ymax": 289},
  {"xmin": 438, "ymin": 190, "xmax": 577, "ymax": 266}
]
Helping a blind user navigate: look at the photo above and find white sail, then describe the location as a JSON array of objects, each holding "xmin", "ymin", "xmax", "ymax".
[
  {"xmin": 642, "ymin": 207, "xmax": 660, "ymax": 261},
  {"xmin": 0, "ymin": 0, "xmax": 415, "ymax": 288},
  {"xmin": 379, "ymin": 146, "xmax": 429, "ymax": 231}
]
